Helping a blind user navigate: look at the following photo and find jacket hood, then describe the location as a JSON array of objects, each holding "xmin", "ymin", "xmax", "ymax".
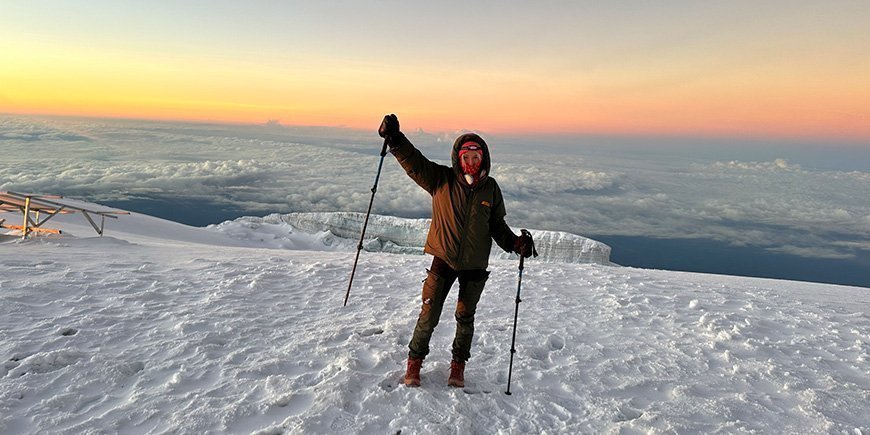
[{"xmin": 451, "ymin": 133, "xmax": 491, "ymax": 182}]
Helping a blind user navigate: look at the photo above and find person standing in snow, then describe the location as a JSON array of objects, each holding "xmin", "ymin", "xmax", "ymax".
[{"xmin": 378, "ymin": 114, "xmax": 536, "ymax": 388}]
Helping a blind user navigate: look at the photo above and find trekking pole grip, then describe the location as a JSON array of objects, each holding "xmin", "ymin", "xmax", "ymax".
[{"xmin": 380, "ymin": 138, "xmax": 389, "ymax": 157}]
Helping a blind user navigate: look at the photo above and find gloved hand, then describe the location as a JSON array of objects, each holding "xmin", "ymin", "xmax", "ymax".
[
  {"xmin": 378, "ymin": 114, "xmax": 400, "ymax": 141},
  {"xmin": 513, "ymin": 229, "xmax": 538, "ymax": 258}
]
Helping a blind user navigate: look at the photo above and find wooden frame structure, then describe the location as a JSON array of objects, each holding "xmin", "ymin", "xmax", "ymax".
[{"xmin": 0, "ymin": 191, "xmax": 129, "ymax": 239}]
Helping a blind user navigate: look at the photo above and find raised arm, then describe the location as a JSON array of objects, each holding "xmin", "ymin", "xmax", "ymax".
[{"xmin": 380, "ymin": 114, "xmax": 450, "ymax": 195}]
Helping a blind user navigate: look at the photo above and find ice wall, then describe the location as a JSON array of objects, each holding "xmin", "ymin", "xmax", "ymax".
[{"xmin": 280, "ymin": 212, "xmax": 614, "ymax": 265}]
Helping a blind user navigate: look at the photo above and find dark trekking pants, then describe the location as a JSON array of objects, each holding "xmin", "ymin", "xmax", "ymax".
[{"xmin": 408, "ymin": 256, "xmax": 490, "ymax": 363}]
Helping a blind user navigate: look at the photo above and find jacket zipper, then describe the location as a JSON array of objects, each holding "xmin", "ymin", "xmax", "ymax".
[{"xmin": 455, "ymin": 185, "xmax": 475, "ymax": 267}]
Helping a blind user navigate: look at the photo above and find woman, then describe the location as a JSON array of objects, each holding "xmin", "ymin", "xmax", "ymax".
[{"xmin": 378, "ymin": 114, "xmax": 535, "ymax": 387}]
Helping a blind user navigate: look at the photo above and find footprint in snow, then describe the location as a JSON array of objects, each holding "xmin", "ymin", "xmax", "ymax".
[
  {"xmin": 378, "ymin": 371, "xmax": 404, "ymax": 392},
  {"xmin": 461, "ymin": 381, "xmax": 494, "ymax": 395},
  {"xmin": 612, "ymin": 406, "xmax": 643, "ymax": 422},
  {"xmin": 59, "ymin": 327, "xmax": 78, "ymax": 336},
  {"xmin": 357, "ymin": 327, "xmax": 384, "ymax": 337},
  {"xmin": 273, "ymin": 392, "xmax": 315, "ymax": 416},
  {"xmin": 110, "ymin": 361, "xmax": 146, "ymax": 378},
  {"xmin": 548, "ymin": 334, "xmax": 565, "ymax": 351}
]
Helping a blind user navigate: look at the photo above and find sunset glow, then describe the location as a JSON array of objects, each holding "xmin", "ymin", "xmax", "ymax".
[{"xmin": 2, "ymin": 1, "xmax": 868, "ymax": 141}]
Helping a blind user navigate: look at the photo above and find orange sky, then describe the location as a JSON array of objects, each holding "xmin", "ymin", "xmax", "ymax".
[{"xmin": 2, "ymin": 2, "xmax": 869, "ymax": 142}]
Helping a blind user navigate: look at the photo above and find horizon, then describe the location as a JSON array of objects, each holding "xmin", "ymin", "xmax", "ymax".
[{"xmin": 5, "ymin": 111, "xmax": 870, "ymax": 152}]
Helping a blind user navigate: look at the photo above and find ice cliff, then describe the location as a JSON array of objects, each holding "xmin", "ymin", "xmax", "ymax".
[{"xmin": 214, "ymin": 212, "xmax": 614, "ymax": 266}]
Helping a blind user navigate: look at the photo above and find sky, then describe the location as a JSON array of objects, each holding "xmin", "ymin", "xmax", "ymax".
[{"xmin": 2, "ymin": 1, "xmax": 869, "ymax": 141}]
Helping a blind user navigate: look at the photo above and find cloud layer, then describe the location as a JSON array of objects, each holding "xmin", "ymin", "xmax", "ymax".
[{"xmin": 2, "ymin": 115, "xmax": 868, "ymax": 261}]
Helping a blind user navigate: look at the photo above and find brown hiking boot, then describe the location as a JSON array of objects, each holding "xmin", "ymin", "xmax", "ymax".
[
  {"xmin": 448, "ymin": 360, "xmax": 465, "ymax": 388},
  {"xmin": 404, "ymin": 357, "xmax": 423, "ymax": 387}
]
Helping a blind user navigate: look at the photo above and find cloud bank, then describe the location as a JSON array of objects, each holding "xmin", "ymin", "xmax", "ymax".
[{"xmin": 2, "ymin": 115, "xmax": 868, "ymax": 262}]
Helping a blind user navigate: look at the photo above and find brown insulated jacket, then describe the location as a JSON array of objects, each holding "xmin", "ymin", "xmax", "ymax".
[{"xmin": 390, "ymin": 132, "xmax": 517, "ymax": 270}]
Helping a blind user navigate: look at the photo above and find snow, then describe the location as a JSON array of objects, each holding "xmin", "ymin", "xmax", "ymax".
[{"xmin": 1, "ymin": 205, "xmax": 868, "ymax": 434}]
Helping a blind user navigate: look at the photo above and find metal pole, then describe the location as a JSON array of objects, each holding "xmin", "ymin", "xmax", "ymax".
[
  {"xmin": 344, "ymin": 140, "xmax": 389, "ymax": 306},
  {"xmin": 505, "ymin": 254, "xmax": 525, "ymax": 395},
  {"xmin": 21, "ymin": 196, "xmax": 31, "ymax": 239}
]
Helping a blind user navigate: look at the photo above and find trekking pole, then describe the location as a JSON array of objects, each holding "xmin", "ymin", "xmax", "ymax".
[
  {"xmin": 506, "ymin": 229, "xmax": 536, "ymax": 395},
  {"xmin": 504, "ymin": 254, "xmax": 525, "ymax": 395},
  {"xmin": 343, "ymin": 139, "xmax": 389, "ymax": 306}
]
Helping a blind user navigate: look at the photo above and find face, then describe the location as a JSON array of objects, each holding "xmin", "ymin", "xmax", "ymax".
[{"xmin": 460, "ymin": 151, "xmax": 482, "ymax": 168}]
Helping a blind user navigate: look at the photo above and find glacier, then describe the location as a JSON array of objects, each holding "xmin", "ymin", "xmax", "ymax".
[{"xmin": 211, "ymin": 211, "xmax": 614, "ymax": 265}]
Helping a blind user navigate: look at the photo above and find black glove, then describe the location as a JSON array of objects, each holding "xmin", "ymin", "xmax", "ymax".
[
  {"xmin": 513, "ymin": 229, "xmax": 538, "ymax": 258},
  {"xmin": 378, "ymin": 114, "xmax": 400, "ymax": 141}
]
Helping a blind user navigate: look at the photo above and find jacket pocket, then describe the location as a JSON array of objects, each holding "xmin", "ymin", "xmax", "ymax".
[{"xmin": 474, "ymin": 197, "xmax": 492, "ymax": 221}]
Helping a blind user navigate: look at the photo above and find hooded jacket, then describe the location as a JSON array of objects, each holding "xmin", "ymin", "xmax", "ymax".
[{"xmin": 389, "ymin": 132, "xmax": 517, "ymax": 270}]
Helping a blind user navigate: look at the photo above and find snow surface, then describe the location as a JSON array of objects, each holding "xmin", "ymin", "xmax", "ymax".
[{"xmin": 1, "ymin": 206, "xmax": 869, "ymax": 434}]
